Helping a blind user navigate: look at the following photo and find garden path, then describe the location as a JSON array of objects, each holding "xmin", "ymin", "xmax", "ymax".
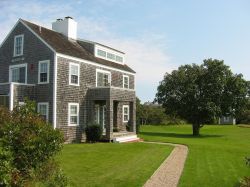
[{"xmin": 143, "ymin": 142, "xmax": 188, "ymax": 187}]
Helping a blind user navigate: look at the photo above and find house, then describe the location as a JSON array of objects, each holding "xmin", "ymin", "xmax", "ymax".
[
  {"xmin": 218, "ymin": 116, "xmax": 236, "ymax": 125},
  {"xmin": 0, "ymin": 17, "xmax": 138, "ymax": 143}
]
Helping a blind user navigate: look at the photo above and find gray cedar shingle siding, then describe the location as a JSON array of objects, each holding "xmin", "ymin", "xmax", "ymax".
[
  {"xmin": 0, "ymin": 21, "xmax": 54, "ymax": 123},
  {"xmin": 0, "ymin": 19, "xmax": 136, "ymax": 142},
  {"xmin": 56, "ymin": 56, "xmax": 136, "ymax": 142}
]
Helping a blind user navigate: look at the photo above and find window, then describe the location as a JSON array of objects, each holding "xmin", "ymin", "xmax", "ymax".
[
  {"xmin": 14, "ymin": 34, "xmax": 24, "ymax": 56},
  {"xmin": 95, "ymin": 45, "xmax": 125, "ymax": 64},
  {"xmin": 69, "ymin": 63, "xmax": 80, "ymax": 86},
  {"xmin": 116, "ymin": 55, "xmax": 123, "ymax": 63},
  {"xmin": 123, "ymin": 105, "xmax": 129, "ymax": 122},
  {"xmin": 38, "ymin": 102, "xmax": 49, "ymax": 121},
  {"xmin": 107, "ymin": 53, "xmax": 115, "ymax": 60},
  {"xmin": 123, "ymin": 75, "xmax": 129, "ymax": 89},
  {"xmin": 68, "ymin": 103, "xmax": 79, "ymax": 126},
  {"xmin": 97, "ymin": 49, "xmax": 106, "ymax": 57},
  {"xmin": 96, "ymin": 69, "xmax": 111, "ymax": 87},
  {"xmin": 9, "ymin": 64, "xmax": 27, "ymax": 83},
  {"xmin": 38, "ymin": 60, "xmax": 49, "ymax": 84}
]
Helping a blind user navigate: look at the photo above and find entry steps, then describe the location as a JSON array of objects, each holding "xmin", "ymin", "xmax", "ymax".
[{"xmin": 113, "ymin": 134, "xmax": 141, "ymax": 143}]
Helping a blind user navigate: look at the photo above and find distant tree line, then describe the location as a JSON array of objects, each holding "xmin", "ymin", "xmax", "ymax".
[{"xmin": 136, "ymin": 97, "xmax": 185, "ymax": 127}]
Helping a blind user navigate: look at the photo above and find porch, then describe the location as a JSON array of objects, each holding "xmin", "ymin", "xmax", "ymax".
[{"xmin": 86, "ymin": 86, "xmax": 136, "ymax": 141}]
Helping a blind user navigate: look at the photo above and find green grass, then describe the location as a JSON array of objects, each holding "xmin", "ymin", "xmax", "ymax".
[
  {"xmin": 58, "ymin": 143, "xmax": 172, "ymax": 187},
  {"xmin": 139, "ymin": 125, "xmax": 250, "ymax": 187}
]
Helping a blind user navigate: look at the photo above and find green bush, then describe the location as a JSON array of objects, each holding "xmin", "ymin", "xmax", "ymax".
[
  {"xmin": 85, "ymin": 123, "xmax": 102, "ymax": 142},
  {"xmin": 0, "ymin": 99, "xmax": 65, "ymax": 186}
]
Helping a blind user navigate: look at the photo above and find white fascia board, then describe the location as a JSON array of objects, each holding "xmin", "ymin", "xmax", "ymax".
[
  {"xmin": 56, "ymin": 53, "xmax": 135, "ymax": 76},
  {"xmin": 53, "ymin": 53, "xmax": 57, "ymax": 129}
]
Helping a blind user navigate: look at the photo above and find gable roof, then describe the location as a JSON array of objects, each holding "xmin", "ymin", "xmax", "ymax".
[{"xmin": 21, "ymin": 19, "xmax": 135, "ymax": 73}]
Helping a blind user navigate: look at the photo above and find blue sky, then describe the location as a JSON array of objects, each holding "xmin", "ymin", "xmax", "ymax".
[{"xmin": 0, "ymin": 0, "xmax": 249, "ymax": 102}]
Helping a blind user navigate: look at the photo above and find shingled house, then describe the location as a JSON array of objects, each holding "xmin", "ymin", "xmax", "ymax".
[{"xmin": 0, "ymin": 17, "xmax": 138, "ymax": 143}]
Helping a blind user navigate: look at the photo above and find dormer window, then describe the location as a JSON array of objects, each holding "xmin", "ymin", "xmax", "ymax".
[
  {"xmin": 95, "ymin": 44, "xmax": 125, "ymax": 64},
  {"xmin": 14, "ymin": 34, "xmax": 24, "ymax": 56}
]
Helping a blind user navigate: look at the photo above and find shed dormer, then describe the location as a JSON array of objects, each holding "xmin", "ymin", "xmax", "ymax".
[{"xmin": 94, "ymin": 44, "xmax": 125, "ymax": 64}]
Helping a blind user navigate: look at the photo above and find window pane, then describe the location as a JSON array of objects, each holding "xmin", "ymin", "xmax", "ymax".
[
  {"xmin": 124, "ymin": 107, "xmax": 128, "ymax": 114},
  {"xmin": 97, "ymin": 49, "xmax": 106, "ymax": 57},
  {"xmin": 39, "ymin": 105, "xmax": 47, "ymax": 115},
  {"xmin": 40, "ymin": 73, "xmax": 47, "ymax": 82},
  {"xmin": 11, "ymin": 67, "xmax": 26, "ymax": 83},
  {"xmin": 71, "ymin": 75, "xmax": 78, "ymax": 84},
  {"xmin": 70, "ymin": 105, "xmax": 77, "ymax": 115},
  {"xmin": 70, "ymin": 65, "xmax": 79, "ymax": 84},
  {"xmin": 124, "ymin": 114, "xmax": 128, "ymax": 121},
  {"xmin": 12, "ymin": 68, "xmax": 19, "ymax": 82},
  {"xmin": 71, "ymin": 65, "xmax": 78, "ymax": 75},
  {"xmin": 70, "ymin": 116, "xmax": 77, "ymax": 124},
  {"xmin": 15, "ymin": 36, "xmax": 23, "ymax": 55},
  {"xmin": 124, "ymin": 76, "xmax": 129, "ymax": 88},
  {"xmin": 103, "ymin": 74, "xmax": 109, "ymax": 86},
  {"xmin": 107, "ymin": 53, "xmax": 115, "ymax": 60},
  {"xmin": 116, "ymin": 56, "xmax": 123, "ymax": 62},
  {"xmin": 40, "ymin": 63, "xmax": 48, "ymax": 73}
]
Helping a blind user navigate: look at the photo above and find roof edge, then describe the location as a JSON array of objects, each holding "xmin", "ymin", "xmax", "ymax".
[
  {"xmin": 57, "ymin": 52, "xmax": 136, "ymax": 75},
  {"xmin": 20, "ymin": 19, "xmax": 56, "ymax": 53}
]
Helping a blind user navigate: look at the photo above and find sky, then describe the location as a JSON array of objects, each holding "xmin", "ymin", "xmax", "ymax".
[{"xmin": 0, "ymin": 0, "xmax": 250, "ymax": 102}]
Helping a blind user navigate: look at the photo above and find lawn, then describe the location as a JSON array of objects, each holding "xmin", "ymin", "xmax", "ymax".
[
  {"xmin": 139, "ymin": 125, "xmax": 250, "ymax": 187},
  {"xmin": 58, "ymin": 143, "xmax": 172, "ymax": 187}
]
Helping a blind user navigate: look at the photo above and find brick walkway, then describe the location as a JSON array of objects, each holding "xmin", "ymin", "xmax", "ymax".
[{"xmin": 143, "ymin": 142, "xmax": 188, "ymax": 187}]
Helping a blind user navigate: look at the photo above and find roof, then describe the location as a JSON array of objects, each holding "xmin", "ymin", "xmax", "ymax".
[{"xmin": 21, "ymin": 19, "xmax": 135, "ymax": 73}]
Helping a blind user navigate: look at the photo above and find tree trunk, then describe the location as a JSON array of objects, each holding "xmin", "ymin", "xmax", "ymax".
[{"xmin": 192, "ymin": 123, "xmax": 200, "ymax": 136}]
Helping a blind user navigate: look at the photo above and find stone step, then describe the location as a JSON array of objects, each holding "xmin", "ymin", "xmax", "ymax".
[{"xmin": 113, "ymin": 135, "xmax": 140, "ymax": 143}]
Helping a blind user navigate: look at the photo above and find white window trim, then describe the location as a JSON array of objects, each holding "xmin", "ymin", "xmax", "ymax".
[
  {"xmin": 9, "ymin": 63, "xmax": 28, "ymax": 84},
  {"xmin": 37, "ymin": 102, "xmax": 49, "ymax": 121},
  {"xmin": 96, "ymin": 69, "xmax": 111, "ymax": 87},
  {"xmin": 94, "ymin": 44, "xmax": 125, "ymax": 64},
  {"xmin": 13, "ymin": 34, "xmax": 24, "ymax": 57},
  {"xmin": 69, "ymin": 62, "xmax": 80, "ymax": 86},
  {"xmin": 38, "ymin": 60, "xmax": 50, "ymax": 84},
  {"xmin": 68, "ymin": 103, "xmax": 79, "ymax": 126},
  {"xmin": 123, "ymin": 105, "xmax": 129, "ymax": 122},
  {"xmin": 123, "ymin": 75, "xmax": 129, "ymax": 89}
]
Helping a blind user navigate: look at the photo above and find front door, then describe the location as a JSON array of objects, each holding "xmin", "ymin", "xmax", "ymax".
[{"xmin": 95, "ymin": 104, "xmax": 106, "ymax": 135}]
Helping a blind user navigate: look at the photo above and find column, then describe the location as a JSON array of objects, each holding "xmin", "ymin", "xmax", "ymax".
[{"xmin": 106, "ymin": 99, "xmax": 113, "ymax": 141}]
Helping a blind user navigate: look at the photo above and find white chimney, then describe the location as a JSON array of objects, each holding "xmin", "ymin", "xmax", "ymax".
[{"xmin": 52, "ymin": 16, "xmax": 77, "ymax": 40}]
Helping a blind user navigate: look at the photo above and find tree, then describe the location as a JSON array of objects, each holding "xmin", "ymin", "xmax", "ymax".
[{"xmin": 155, "ymin": 59, "xmax": 248, "ymax": 136}]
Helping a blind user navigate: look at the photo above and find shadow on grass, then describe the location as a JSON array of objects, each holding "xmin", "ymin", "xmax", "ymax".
[{"xmin": 139, "ymin": 132, "xmax": 223, "ymax": 139}]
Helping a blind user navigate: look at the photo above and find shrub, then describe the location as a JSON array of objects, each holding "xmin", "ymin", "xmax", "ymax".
[
  {"xmin": 113, "ymin": 127, "xmax": 119, "ymax": 132},
  {"xmin": 0, "ymin": 99, "xmax": 65, "ymax": 186},
  {"xmin": 85, "ymin": 123, "xmax": 102, "ymax": 142}
]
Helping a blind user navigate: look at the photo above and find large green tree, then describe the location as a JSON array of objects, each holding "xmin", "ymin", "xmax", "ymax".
[{"xmin": 155, "ymin": 59, "xmax": 248, "ymax": 136}]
